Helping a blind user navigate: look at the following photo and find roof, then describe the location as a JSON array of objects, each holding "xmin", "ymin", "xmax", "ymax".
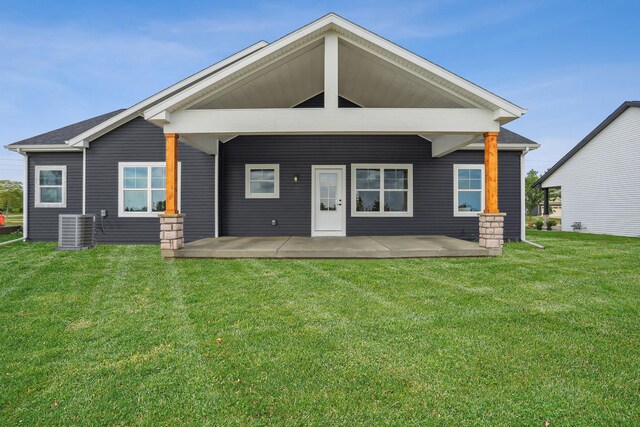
[
  {"xmin": 63, "ymin": 41, "xmax": 268, "ymax": 148},
  {"xmin": 144, "ymin": 13, "xmax": 526, "ymax": 122},
  {"xmin": 7, "ymin": 109, "xmax": 125, "ymax": 148},
  {"xmin": 535, "ymin": 101, "xmax": 640, "ymax": 188},
  {"xmin": 498, "ymin": 127, "xmax": 538, "ymax": 145}
]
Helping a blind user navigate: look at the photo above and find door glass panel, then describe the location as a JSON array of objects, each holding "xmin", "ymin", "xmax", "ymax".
[{"xmin": 319, "ymin": 172, "xmax": 337, "ymax": 211}]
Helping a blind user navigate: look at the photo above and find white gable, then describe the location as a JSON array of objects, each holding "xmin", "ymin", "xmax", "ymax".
[{"xmin": 144, "ymin": 13, "xmax": 525, "ymax": 121}]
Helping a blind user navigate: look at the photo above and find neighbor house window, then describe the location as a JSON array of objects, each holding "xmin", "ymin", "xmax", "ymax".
[
  {"xmin": 35, "ymin": 165, "xmax": 67, "ymax": 208},
  {"xmin": 245, "ymin": 164, "xmax": 279, "ymax": 198},
  {"xmin": 454, "ymin": 164, "xmax": 484, "ymax": 216},
  {"xmin": 351, "ymin": 164, "xmax": 413, "ymax": 217},
  {"xmin": 118, "ymin": 162, "xmax": 180, "ymax": 217}
]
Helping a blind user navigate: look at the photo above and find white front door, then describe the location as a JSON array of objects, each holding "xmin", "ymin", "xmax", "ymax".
[{"xmin": 312, "ymin": 166, "xmax": 346, "ymax": 236}]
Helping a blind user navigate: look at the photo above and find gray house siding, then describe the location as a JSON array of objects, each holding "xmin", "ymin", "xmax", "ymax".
[
  {"xmin": 86, "ymin": 117, "xmax": 215, "ymax": 243},
  {"xmin": 220, "ymin": 136, "xmax": 521, "ymax": 241},
  {"xmin": 27, "ymin": 152, "xmax": 83, "ymax": 241}
]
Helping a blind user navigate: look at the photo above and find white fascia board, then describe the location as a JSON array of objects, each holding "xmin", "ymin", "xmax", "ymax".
[
  {"xmin": 65, "ymin": 41, "xmax": 268, "ymax": 147},
  {"xmin": 163, "ymin": 108, "xmax": 500, "ymax": 134},
  {"xmin": 460, "ymin": 142, "xmax": 540, "ymax": 151},
  {"xmin": 5, "ymin": 144, "xmax": 83, "ymax": 152},
  {"xmin": 144, "ymin": 13, "xmax": 525, "ymax": 120}
]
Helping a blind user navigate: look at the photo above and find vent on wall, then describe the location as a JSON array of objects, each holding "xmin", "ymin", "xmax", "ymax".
[{"xmin": 57, "ymin": 214, "xmax": 96, "ymax": 251}]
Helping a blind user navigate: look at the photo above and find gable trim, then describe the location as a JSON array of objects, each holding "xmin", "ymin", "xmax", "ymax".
[{"xmin": 144, "ymin": 13, "xmax": 526, "ymax": 122}]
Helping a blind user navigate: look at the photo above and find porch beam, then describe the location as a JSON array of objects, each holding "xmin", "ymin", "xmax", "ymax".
[
  {"xmin": 484, "ymin": 131, "xmax": 499, "ymax": 213},
  {"xmin": 324, "ymin": 32, "xmax": 339, "ymax": 109},
  {"xmin": 163, "ymin": 108, "xmax": 500, "ymax": 135},
  {"xmin": 165, "ymin": 133, "xmax": 179, "ymax": 215},
  {"xmin": 429, "ymin": 134, "xmax": 480, "ymax": 157}
]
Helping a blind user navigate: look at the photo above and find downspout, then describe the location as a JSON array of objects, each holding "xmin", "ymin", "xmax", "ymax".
[
  {"xmin": 214, "ymin": 139, "xmax": 219, "ymax": 238},
  {"xmin": 22, "ymin": 150, "xmax": 28, "ymax": 240},
  {"xmin": 520, "ymin": 147, "xmax": 544, "ymax": 249},
  {"xmin": 82, "ymin": 147, "xmax": 87, "ymax": 215}
]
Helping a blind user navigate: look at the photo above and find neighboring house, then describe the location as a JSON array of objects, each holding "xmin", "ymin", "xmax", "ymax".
[
  {"xmin": 536, "ymin": 194, "xmax": 561, "ymax": 217},
  {"xmin": 5, "ymin": 14, "xmax": 539, "ymax": 256},
  {"xmin": 535, "ymin": 101, "xmax": 640, "ymax": 237}
]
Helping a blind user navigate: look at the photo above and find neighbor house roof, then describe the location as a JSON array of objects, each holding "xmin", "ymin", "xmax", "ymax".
[{"xmin": 534, "ymin": 101, "xmax": 640, "ymax": 188}]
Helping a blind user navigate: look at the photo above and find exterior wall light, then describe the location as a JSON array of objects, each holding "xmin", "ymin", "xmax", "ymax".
[{"xmin": 294, "ymin": 175, "xmax": 299, "ymax": 183}]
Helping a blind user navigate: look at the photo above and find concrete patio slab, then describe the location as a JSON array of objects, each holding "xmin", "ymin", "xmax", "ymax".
[{"xmin": 174, "ymin": 235, "xmax": 499, "ymax": 259}]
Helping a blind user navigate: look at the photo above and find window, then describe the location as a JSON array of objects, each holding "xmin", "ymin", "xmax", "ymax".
[
  {"xmin": 351, "ymin": 164, "xmax": 413, "ymax": 217},
  {"xmin": 245, "ymin": 164, "xmax": 279, "ymax": 198},
  {"xmin": 454, "ymin": 164, "xmax": 484, "ymax": 216},
  {"xmin": 118, "ymin": 162, "xmax": 180, "ymax": 217},
  {"xmin": 35, "ymin": 166, "xmax": 66, "ymax": 208}
]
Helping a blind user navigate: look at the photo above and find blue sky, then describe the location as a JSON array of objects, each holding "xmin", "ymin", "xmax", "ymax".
[{"xmin": 1, "ymin": 0, "xmax": 639, "ymax": 182}]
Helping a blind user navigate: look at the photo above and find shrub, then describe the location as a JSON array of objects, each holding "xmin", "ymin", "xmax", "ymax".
[
  {"xmin": 546, "ymin": 219, "xmax": 558, "ymax": 230},
  {"xmin": 535, "ymin": 220, "xmax": 544, "ymax": 230}
]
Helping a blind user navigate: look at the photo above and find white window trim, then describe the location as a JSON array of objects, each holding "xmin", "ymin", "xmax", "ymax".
[
  {"xmin": 245, "ymin": 164, "xmax": 280, "ymax": 199},
  {"xmin": 118, "ymin": 162, "xmax": 181, "ymax": 218},
  {"xmin": 35, "ymin": 165, "xmax": 67, "ymax": 208},
  {"xmin": 453, "ymin": 164, "xmax": 485, "ymax": 217},
  {"xmin": 351, "ymin": 163, "xmax": 413, "ymax": 217}
]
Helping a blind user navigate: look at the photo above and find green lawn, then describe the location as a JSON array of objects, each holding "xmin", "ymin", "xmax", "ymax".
[{"xmin": 0, "ymin": 231, "xmax": 638, "ymax": 425}]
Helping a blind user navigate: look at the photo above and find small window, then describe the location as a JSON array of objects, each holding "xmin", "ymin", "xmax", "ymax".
[
  {"xmin": 351, "ymin": 164, "xmax": 413, "ymax": 217},
  {"xmin": 245, "ymin": 164, "xmax": 279, "ymax": 198},
  {"xmin": 454, "ymin": 164, "xmax": 484, "ymax": 216},
  {"xmin": 118, "ymin": 162, "xmax": 180, "ymax": 217},
  {"xmin": 35, "ymin": 166, "xmax": 66, "ymax": 208}
]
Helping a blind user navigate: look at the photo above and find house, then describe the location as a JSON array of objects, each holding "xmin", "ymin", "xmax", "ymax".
[
  {"xmin": 5, "ymin": 13, "xmax": 540, "ymax": 257},
  {"xmin": 535, "ymin": 101, "xmax": 640, "ymax": 237},
  {"xmin": 536, "ymin": 193, "xmax": 561, "ymax": 217}
]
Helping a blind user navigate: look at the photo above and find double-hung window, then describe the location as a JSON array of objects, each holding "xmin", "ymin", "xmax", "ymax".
[
  {"xmin": 35, "ymin": 165, "xmax": 66, "ymax": 208},
  {"xmin": 351, "ymin": 164, "xmax": 413, "ymax": 217},
  {"xmin": 245, "ymin": 164, "xmax": 279, "ymax": 198},
  {"xmin": 118, "ymin": 162, "xmax": 180, "ymax": 217},
  {"xmin": 453, "ymin": 164, "xmax": 484, "ymax": 216}
]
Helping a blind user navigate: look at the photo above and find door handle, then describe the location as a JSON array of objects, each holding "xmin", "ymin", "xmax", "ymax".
[{"xmin": 336, "ymin": 199, "xmax": 342, "ymax": 206}]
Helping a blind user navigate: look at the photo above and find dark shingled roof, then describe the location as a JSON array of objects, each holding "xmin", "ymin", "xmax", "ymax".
[
  {"xmin": 7, "ymin": 109, "xmax": 125, "ymax": 146},
  {"xmin": 498, "ymin": 127, "xmax": 538, "ymax": 145},
  {"xmin": 534, "ymin": 101, "xmax": 640, "ymax": 188}
]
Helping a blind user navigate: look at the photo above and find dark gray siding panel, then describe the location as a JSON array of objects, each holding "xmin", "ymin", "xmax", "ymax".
[
  {"xmin": 86, "ymin": 117, "xmax": 215, "ymax": 243},
  {"xmin": 221, "ymin": 136, "xmax": 521, "ymax": 241},
  {"xmin": 27, "ymin": 152, "xmax": 83, "ymax": 241}
]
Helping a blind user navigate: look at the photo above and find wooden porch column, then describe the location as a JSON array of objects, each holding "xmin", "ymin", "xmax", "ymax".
[
  {"xmin": 165, "ymin": 133, "xmax": 179, "ymax": 215},
  {"xmin": 483, "ymin": 131, "xmax": 499, "ymax": 213}
]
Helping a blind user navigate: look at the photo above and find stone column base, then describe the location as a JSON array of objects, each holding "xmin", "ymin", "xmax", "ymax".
[
  {"xmin": 159, "ymin": 213, "xmax": 185, "ymax": 258},
  {"xmin": 478, "ymin": 212, "xmax": 506, "ymax": 253}
]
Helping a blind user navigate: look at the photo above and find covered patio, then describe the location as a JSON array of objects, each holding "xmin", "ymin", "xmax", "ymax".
[
  {"xmin": 143, "ymin": 14, "xmax": 526, "ymax": 258},
  {"xmin": 172, "ymin": 235, "xmax": 499, "ymax": 259}
]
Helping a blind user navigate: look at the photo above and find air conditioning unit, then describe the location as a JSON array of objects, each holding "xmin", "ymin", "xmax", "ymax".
[{"xmin": 57, "ymin": 214, "xmax": 96, "ymax": 250}]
